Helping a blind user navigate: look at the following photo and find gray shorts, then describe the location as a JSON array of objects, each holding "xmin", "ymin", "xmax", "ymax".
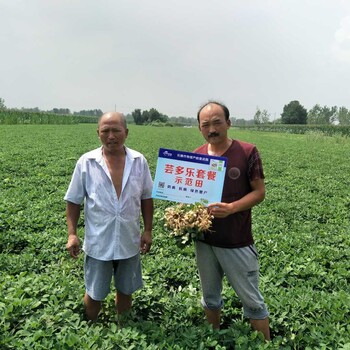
[
  {"xmin": 195, "ymin": 241, "xmax": 269, "ymax": 320},
  {"xmin": 84, "ymin": 254, "xmax": 143, "ymax": 301}
]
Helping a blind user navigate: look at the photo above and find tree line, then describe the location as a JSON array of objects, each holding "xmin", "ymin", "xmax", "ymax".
[
  {"xmin": 1, "ymin": 97, "xmax": 350, "ymax": 126},
  {"xmin": 129, "ymin": 108, "xmax": 197, "ymax": 126},
  {"xmin": 0, "ymin": 99, "xmax": 103, "ymax": 117},
  {"xmin": 252, "ymin": 100, "xmax": 350, "ymax": 126},
  {"xmin": 0, "ymin": 98, "xmax": 196, "ymax": 126}
]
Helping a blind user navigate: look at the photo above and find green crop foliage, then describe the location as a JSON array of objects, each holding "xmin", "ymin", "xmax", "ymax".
[{"xmin": 1, "ymin": 124, "xmax": 350, "ymax": 349}]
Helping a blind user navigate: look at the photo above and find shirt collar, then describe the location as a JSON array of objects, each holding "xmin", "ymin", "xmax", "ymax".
[
  {"xmin": 87, "ymin": 146, "xmax": 141, "ymax": 162},
  {"xmin": 125, "ymin": 146, "xmax": 141, "ymax": 160}
]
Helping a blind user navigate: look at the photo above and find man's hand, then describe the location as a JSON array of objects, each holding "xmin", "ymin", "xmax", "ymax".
[
  {"xmin": 208, "ymin": 202, "xmax": 234, "ymax": 218},
  {"xmin": 66, "ymin": 235, "xmax": 80, "ymax": 258},
  {"xmin": 208, "ymin": 179, "xmax": 265, "ymax": 219},
  {"xmin": 140, "ymin": 230, "xmax": 152, "ymax": 254}
]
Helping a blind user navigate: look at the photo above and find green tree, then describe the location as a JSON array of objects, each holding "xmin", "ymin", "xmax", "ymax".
[
  {"xmin": 281, "ymin": 100, "xmax": 307, "ymax": 124},
  {"xmin": 337, "ymin": 106, "xmax": 350, "ymax": 125},
  {"xmin": 145, "ymin": 108, "xmax": 168, "ymax": 123},
  {"xmin": 51, "ymin": 108, "xmax": 71, "ymax": 115},
  {"xmin": 132, "ymin": 109, "xmax": 143, "ymax": 125},
  {"xmin": 253, "ymin": 107, "xmax": 270, "ymax": 124},
  {"xmin": 148, "ymin": 108, "xmax": 160, "ymax": 122},
  {"xmin": 21, "ymin": 107, "xmax": 41, "ymax": 113},
  {"xmin": 125, "ymin": 113, "xmax": 134, "ymax": 124},
  {"xmin": 322, "ymin": 105, "xmax": 337, "ymax": 124},
  {"xmin": 234, "ymin": 118, "xmax": 246, "ymax": 126},
  {"xmin": 169, "ymin": 116, "xmax": 195, "ymax": 126},
  {"xmin": 307, "ymin": 104, "xmax": 321, "ymax": 124},
  {"xmin": 74, "ymin": 109, "xmax": 103, "ymax": 117},
  {"xmin": 141, "ymin": 110, "xmax": 150, "ymax": 124},
  {"xmin": 307, "ymin": 104, "xmax": 337, "ymax": 124},
  {"xmin": 253, "ymin": 109, "xmax": 262, "ymax": 125},
  {"xmin": 159, "ymin": 113, "xmax": 169, "ymax": 123},
  {"xmin": 0, "ymin": 97, "xmax": 6, "ymax": 110},
  {"xmin": 133, "ymin": 108, "xmax": 169, "ymax": 125}
]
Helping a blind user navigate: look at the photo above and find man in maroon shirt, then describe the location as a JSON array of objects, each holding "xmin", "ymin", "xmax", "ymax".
[{"xmin": 194, "ymin": 101, "xmax": 270, "ymax": 341}]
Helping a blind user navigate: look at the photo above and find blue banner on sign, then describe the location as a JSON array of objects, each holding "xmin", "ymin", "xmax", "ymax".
[{"xmin": 152, "ymin": 148, "xmax": 227, "ymax": 205}]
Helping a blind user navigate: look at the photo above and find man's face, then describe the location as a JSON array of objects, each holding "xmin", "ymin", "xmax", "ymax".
[
  {"xmin": 198, "ymin": 104, "xmax": 231, "ymax": 144},
  {"xmin": 97, "ymin": 114, "xmax": 128, "ymax": 154}
]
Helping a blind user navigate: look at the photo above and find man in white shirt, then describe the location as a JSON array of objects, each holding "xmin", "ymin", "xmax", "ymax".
[{"xmin": 65, "ymin": 111, "xmax": 153, "ymax": 321}]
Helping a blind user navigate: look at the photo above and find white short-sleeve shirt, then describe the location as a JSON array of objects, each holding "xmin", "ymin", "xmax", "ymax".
[{"xmin": 64, "ymin": 146, "xmax": 153, "ymax": 260}]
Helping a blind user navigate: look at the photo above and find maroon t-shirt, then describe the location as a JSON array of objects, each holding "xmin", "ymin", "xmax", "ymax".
[{"xmin": 193, "ymin": 140, "xmax": 265, "ymax": 248}]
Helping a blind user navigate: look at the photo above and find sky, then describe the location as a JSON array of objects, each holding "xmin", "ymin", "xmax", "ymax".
[{"xmin": 1, "ymin": 0, "xmax": 350, "ymax": 120}]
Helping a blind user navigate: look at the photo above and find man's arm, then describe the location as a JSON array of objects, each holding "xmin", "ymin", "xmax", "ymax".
[
  {"xmin": 208, "ymin": 178, "xmax": 265, "ymax": 218},
  {"xmin": 66, "ymin": 201, "xmax": 81, "ymax": 258},
  {"xmin": 140, "ymin": 198, "xmax": 154, "ymax": 253}
]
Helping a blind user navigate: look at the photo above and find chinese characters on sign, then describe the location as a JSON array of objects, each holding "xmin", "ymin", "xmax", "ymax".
[{"xmin": 152, "ymin": 148, "xmax": 227, "ymax": 205}]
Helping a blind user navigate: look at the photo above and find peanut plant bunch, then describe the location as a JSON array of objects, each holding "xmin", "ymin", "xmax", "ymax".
[{"xmin": 163, "ymin": 203, "xmax": 213, "ymax": 246}]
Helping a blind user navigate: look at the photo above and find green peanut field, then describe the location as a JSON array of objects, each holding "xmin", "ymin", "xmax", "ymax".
[{"xmin": 0, "ymin": 124, "xmax": 349, "ymax": 349}]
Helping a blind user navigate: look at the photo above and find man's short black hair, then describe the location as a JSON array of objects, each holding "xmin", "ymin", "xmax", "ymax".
[{"xmin": 197, "ymin": 101, "xmax": 230, "ymax": 122}]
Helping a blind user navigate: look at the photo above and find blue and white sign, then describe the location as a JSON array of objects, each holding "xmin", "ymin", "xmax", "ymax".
[{"xmin": 152, "ymin": 148, "xmax": 227, "ymax": 205}]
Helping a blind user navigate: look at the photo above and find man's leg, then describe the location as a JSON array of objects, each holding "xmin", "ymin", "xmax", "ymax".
[
  {"xmin": 250, "ymin": 318, "xmax": 270, "ymax": 341},
  {"xmin": 204, "ymin": 308, "xmax": 221, "ymax": 329},
  {"xmin": 113, "ymin": 254, "xmax": 142, "ymax": 317},
  {"xmin": 84, "ymin": 255, "xmax": 112, "ymax": 321},
  {"xmin": 115, "ymin": 291, "xmax": 132, "ymax": 314},
  {"xmin": 84, "ymin": 293, "xmax": 101, "ymax": 321},
  {"xmin": 195, "ymin": 241, "xmax": 224, "ymax": 329},
  {"xmin": 216, "ymin": 245, "xmax": 270, "ymax": 340}
]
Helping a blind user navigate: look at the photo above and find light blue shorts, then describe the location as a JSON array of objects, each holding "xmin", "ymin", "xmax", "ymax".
[
  {"xmin": 195, "ymin": 241, "xmax": 269, "ymax": 320},
  {"xmin": 84, "ymin": 254, "xmax": 143, "ymax": 301}
]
